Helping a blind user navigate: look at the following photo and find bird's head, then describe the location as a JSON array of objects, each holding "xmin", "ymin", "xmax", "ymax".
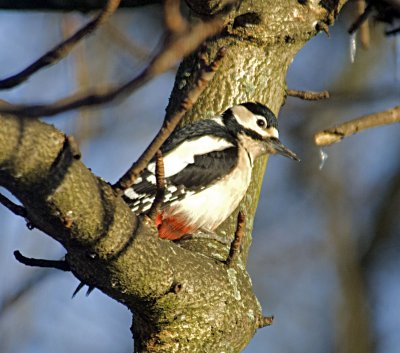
[{"xmin": 222, "ymin": 102, "xmax": 300, "ymax": 161}]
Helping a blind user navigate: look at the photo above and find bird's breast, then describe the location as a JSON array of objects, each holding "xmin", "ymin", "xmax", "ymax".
[{"xmin": 163, "ymin": 147, "xmax": 253, "ymax": 231}]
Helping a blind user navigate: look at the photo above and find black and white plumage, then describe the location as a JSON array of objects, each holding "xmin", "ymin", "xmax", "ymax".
[{"xmin": 123, "ymin": 102, "xmax": 299, "ymax": 240}]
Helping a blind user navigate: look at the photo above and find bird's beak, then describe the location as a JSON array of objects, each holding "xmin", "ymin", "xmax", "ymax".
[{"xmin": 267, "ymin": 137, "xmax": 300, "ymax": 161}]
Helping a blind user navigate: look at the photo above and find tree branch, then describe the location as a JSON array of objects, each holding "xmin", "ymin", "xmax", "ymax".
[
  {"xmin": 314, "ymin": 105, "xmax": 400, "ymax": 146},
  {"xmin": 164, "ymin": 0, "xmax": 188, "ymax": 34},
  {"xmin": 348, "ymin": 2, "xmax": 373, "ymax": 35},
  {"xmin": 115, "ymin": 47, "xmax": 226, "ymax": 190},
  {"xmin": 0, "ymin": 8, "xmax": 227, "ymax": 117},
  {"xmin": 0, "ymin": 192, "xmax": 27, "ymax": 217},
  {"xmin": 354, "ymin": 0, "xmax": 370, "ymax": 48},
  {"xmin": 225, "ymin": 211, "xmax": 245, "ymax": 267},
  {"xmin": 259, "ymin": 315, "xmax": 274, "ymax": 328},
  {"xmin": 0, "ymin": 270, "xmax": 52, "ymax": 317},
  {"xmin": 14, "ymin": 250, "xmax": 70, "ymax": 271},
  {"xmin": 287, "ymin": 89, "xmax": 330, "ymax": 101},
  {"xmin": 0, "ymin": 113, "xmax": 262, "ymax": 353},
  {"xmin": 0, "ymin": 0, "xmax": 159, "ymax": 11},
  {"xmin": 0, "ymin": 0, "xmax": 121, "ymax": 90}
]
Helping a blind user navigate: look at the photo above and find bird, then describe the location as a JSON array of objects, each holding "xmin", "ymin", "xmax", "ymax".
[{"xmin": 123, "ymin": 102, "xmax": 299, "ymax": 241}]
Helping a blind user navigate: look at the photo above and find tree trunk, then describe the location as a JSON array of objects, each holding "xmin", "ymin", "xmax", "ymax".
[{"xmin": 0, "ymin": 1, "xmax": 347, "ymax": 352}]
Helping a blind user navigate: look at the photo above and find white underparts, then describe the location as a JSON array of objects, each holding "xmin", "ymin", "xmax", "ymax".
[{"xmin": 162, "ymin": 146, "xmax": 253, "ymax": 231}]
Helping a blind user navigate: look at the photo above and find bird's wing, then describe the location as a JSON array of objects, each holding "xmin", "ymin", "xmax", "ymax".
[
  {"xmin": 123, "ymin": 136, "xmax": 238, "ymax": 214},
  {"xmin": 147, "ymin": 135, "xmax": 236, "ymax": 178},
  {"xmin": 167, "ymin": 147, "xmax": 238, "ymax": 189}
]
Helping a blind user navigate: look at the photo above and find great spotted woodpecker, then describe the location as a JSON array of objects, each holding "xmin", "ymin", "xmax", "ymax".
[{"xmin": 123, "ymin": 102, "xmax": 299, "ymax": 240}]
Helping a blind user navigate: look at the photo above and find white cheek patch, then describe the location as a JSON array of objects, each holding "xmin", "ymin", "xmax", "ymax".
[
  {"xmin": 232, "ymin": 105, "xmax": 279, "ymax": 139},
  {"xmin": 232, "ymin": 106, "xmax": 257, "ymax": 130}
]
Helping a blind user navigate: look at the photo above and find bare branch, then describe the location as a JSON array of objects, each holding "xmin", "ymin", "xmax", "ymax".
[
  {"xmin": 72, "ymin": 282, "xmax": 95, "ymax": 297},
  {"xmin": 0, "ymin": 0, "xmax": 121, "ymax": 90},
  {"xmin": 355, "ymin": 0, "xmax": 370, "ymax": 49},
  {"xmin": 163, "ymin": 0, "xmax": 188, "ymax": 34},
  {"xmin": 0, "ymin": 8, "xmax": 227, "ymax": 117},
  {"xmin": 114, "ymin": 47, "xmax": 227, "ymax": 190},
  {"xmin": 385, "ymin": 27, "xmax": 400, "ymax": 36},
  {"xmin": 66, "ymin": 135, "xmax": 82, "ymax": 160},
  {"xmin": 348, "ymin": 2, "xmax": 373, "ymax": 35},
  {"xmin": 259, "ymin": 315, "xmax": 274, "ymax": 328},
  {"xmin": 0, "ymin": 0, "xmax": 159, "ymax": 11},
  {"xmin": 147, "ymin": 150, "xmax": 166, "ymax": 221},
  {"xmin": 287, "ymin": 89, "xmax": 330, "ymax": 101},
  {"xmin": 225, "ymin": 211, "xmax": 246, "ymax": 267},
  {"xmin": 0, "ymin": 192, "xmax": 27, "ymax": 217},
  {"xmin": 104, "ymin": 22, "xmax": 150, "ymax": 61},
  {"xmin": 14, "ymin": 250, "xmax": 70, "ymax": 271},
  {"xmin": 0, "ymin": 270, "xmax": 51, "ymax": 317},
  {"xmin": 314, "ymin": 105, "xmax": 400, "ymax": 146}
]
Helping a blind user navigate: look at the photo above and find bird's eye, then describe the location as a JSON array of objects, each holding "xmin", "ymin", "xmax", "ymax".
[{"xmin": 257, "ymin": 119, "xmax": 266, "ymax": 128}]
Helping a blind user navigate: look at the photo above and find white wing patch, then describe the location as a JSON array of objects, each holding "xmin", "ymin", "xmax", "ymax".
[
  {"xmin": 145, "ymin": 174, "xmax": 156, "ymax": 183},
  {"xmin": 147, "ymin": 135, "xmax": 234, "ymax": 178},
  {"xmin": 124, "ymin": 188, "xmax": 140, "ymax": 199},
  {"xmin": 211, "ymin": 116, "xmax": 224, "ymax": 126},
  {"xmin": 127, "ymin": 183, "xmax": 195, "ymax": 214}
]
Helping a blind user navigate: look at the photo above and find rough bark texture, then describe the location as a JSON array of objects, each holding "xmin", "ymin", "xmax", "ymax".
[{"xmin": 0, "ymin": 1, "xmax": 348, "ymax": 352}]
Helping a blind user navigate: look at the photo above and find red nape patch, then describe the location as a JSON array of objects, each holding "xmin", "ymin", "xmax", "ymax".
[{"xmin": 157, "ymin": 215, "xmax": 193, "ymax": 240}]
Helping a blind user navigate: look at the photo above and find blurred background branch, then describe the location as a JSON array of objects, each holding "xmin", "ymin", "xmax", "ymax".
[
  {"xmin": 314, "ymin": 105, "xmax": 400, "ymax": 146},
  {"xmin": 0, "ymin": 0, "xmax": 121, "ymax": 90},
  {"xmin": 0, "ymin": 0, "xmax": 160, "ymax": 11}
]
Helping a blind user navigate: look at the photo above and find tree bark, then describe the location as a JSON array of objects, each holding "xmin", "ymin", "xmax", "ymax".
[{"xmin": 0, "ymin": 1, "xmax": 348, "ymax": 352}]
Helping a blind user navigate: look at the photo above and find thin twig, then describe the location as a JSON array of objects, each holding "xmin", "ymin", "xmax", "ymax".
[
  {"xmin": 348, "ymin": 2, "xmax": 373, "ymax": 35},
  {"xmin": 314, "ymin": 105, "xmax": 400, "ymax": 146},
  {"xmin": 114, "ymin": 47, "xmax": 226, "ymax": 190},
  {"xmin": 164, "ymin": 0, "xmax": 188, "ymax": 34},
  {"xmin": 72, "ymin": 282, "xmax": 86, "ymax": 298},
  {"xmin": 259, "ymin": 315, "xmax": 274, "ymax": 328},
  {"xmin": 0, "ymin": 0, "xmax": 121, "ymax": 90},
  {"xmin": 72, "ymin": 282, "xmax": 96, "ymax": 298},
  {"xmin": 0, "ymin": 192, "xmax": 27, "ymax": 217},
  {"xmin": 356, "ymin": 0, "xmax": 370, "ymax": 49},
  {"xmin": 14, "ymin": 250, "xmax": 70, "ymax": 271},
  {"xmin": 0, "ymin": 10, "xmax": 227, "ymax": 117},
  {"xmin": 287, "ymin": 89, "xmax": 330, "ymax": 101},
  {"xmin": 385, "ymin": 27, "xmax": 400, "ymax": 36},
  {"xmin": 315, "ymin": 21, "xmax": 330, "ymax": 36},
  {"xmin": 0, "ymin": 269, "xmax": 52, "ymax": 317},
  {"xmin": 147, "ymin": 150, "xmax": 166, "ymax": 221},
  {"xmin": 104, "ymin": 22, "xmax": 150, "ymax": 61},
  {"xmin": 66, "ymin": 135, "xmax": 82, "ymax": 160},
  {"xmin": 225, "ymin": 211, "xmax": 246, "ymax": 267}
]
